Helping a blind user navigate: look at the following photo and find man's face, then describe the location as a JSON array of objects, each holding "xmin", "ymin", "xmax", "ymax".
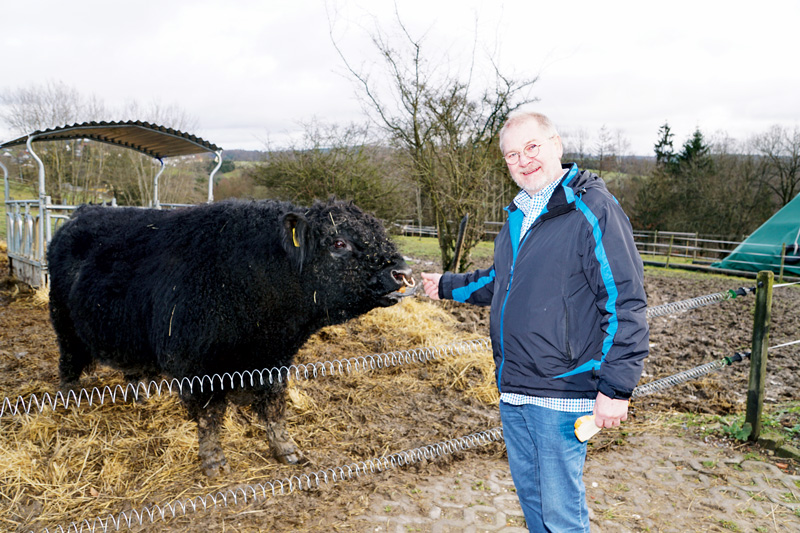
[{"xmin": 502, "ymin": 118, "xmax": 564, "ymax": 195}]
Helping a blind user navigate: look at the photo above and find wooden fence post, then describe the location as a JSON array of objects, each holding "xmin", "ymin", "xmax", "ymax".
[
  {"xmin": 665, "ymin": 234, "xmax": 674, "ymax": 267},
  {"xmin": 451, "ymin": 214, "xmax": 469, "ymax": 273},
  {"xmin": 779, "ymin": 243, "xmax": 787, "ymax": 284},
  {"xmin": 746, "ymin": 270, "xmax": 774, "ymax": 442}
]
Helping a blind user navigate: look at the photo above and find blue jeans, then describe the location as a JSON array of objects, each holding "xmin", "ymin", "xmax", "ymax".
[{"xmin": 499, "ymin": 401, "xmax": 591, "ymax": 532}]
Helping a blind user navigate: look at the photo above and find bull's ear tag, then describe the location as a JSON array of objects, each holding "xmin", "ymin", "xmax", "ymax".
[{"xmin": 292, "ymin": 227, "xmax": 300, "ymax": 248}]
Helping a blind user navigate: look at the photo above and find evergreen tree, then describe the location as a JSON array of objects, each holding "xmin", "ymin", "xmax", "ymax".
[
  {"xmin": 653, "ymin": 121, "xmax": 676, "ymax": 169},
  {"xmin": 635, "ymin": 122, "xmax": 679, "ymax": 229},
  {"xmin": 678, "ymin": 128, "xmax": 712, "ymax": 169}
]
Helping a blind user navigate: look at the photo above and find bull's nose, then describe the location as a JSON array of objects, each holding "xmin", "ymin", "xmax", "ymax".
[{"xmin": 391, "ymin": 266, "xmax": 415, "ymax": 287}]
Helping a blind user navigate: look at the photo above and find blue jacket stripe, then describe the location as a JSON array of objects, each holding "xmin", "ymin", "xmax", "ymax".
[
  {"xmin": 563, "ymin": 163, "xmax": 578, "ymax": 186},
  {"xmin": 578, "ymin": 200, "xmax": 619, "ymax": 359},
  {"xmin": 553, "ymin": 358, "xmax": 601, "ymax": 378},
  {"xmin": 553, "ymin": 199, "xmax": 619, "ymax": 379},
  {"xmin": 507, "ymin": 208, "xmax": 523, "ymax": 257},
  {"xmin": 561, "ymin": 164, "xmax": 579, "ymax": 203},
  {"xmin": 452, "ymin": 269, "xmax": 496, "ymax": 303}
]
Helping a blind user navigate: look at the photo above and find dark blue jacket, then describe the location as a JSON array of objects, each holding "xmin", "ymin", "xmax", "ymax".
[{"xmin": 440, "ymin": 164, "xmax": 649, "ymax": 400}]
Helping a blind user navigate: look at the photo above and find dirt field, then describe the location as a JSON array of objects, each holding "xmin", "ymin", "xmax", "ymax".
[{"xmin": 1, "ymin": 244, "xmax": 800, "ymax": 532}]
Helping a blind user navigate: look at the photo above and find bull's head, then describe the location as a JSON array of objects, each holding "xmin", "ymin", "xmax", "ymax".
[{"xmin": 279, "ymin": 201, "xmax": 415, "ymax": 318}]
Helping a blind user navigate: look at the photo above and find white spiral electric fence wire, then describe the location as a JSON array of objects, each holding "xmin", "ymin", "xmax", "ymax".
[
  {"xmin": 631, "ymin": 332, "xmax": 800, "ymax": 399},
  {"xmin": 0, "ymin": 338, "xmax": 491, "ymax": 418},
  {"xmin": 646, "ymin": 278, "xmax": 800, "ymax": 319},
  {"xmin": 37, "ymin": 427, "xmax": 504, "ymax": 533},
  {"xmin": 632, "ymin": 331, "xmax": 800, "ymax": 399},
  {"xmin": 645, "ymin": 286, "xmax": 754, "ymax": 319},
  {"xmin": 631, "ymin": 353, "xmax": 747, "ymax": 399},
  {"xmin": 1, "ymin": 282, "xmax": 775, "ymax": 418}
]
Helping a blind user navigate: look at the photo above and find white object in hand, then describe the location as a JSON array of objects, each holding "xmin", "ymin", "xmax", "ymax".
[{"xmin": 574, "ymin": 414, "xmax": 602, "ymax": 442}]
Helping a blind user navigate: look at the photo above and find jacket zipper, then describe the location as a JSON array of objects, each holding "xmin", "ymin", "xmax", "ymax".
[
  {"xmin": 565, "ymin": 304, "xmax": 572, "ymax": 360},
  {"xmin": 498, "ymin": 253, "xmax": 517, "ymax": 394}
]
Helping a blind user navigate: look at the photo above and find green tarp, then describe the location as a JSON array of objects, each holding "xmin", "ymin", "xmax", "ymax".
[{"xmin": 713, "ymin": 192, "xmax": 800, "ymax": 276}]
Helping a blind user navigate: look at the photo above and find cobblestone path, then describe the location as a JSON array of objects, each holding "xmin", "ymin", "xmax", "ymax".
[{"xmin": 352, "ymin": 433, "xmax": 800, "ymax": 532}]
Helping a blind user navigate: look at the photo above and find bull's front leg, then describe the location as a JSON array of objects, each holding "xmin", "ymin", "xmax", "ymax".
[
  {"xmin": 184, "ymin": 393, "xmax": 230, "ymax": 477},
  {"xmin": 255, "ymin": 382, "xmax": 305, "ymax": 465}
]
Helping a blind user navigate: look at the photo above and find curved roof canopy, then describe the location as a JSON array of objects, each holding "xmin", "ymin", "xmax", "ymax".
[{"xmin": 0, "ymin": 120, "xmax": 222, "ymax": 159}]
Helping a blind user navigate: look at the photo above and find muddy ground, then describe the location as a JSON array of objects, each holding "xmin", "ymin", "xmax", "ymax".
[{"xmin": 1, "ymin": 245, "xmax": 799, "ymax": 532}]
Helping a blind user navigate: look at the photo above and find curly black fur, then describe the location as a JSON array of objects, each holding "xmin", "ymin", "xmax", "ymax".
[{"xmin": 47, "ymin": 198, "xmax": 412, "ymax": 476}]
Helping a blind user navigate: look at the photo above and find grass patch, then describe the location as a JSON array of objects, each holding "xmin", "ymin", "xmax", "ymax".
[
  {"xmin": 641, "ymin": 263, "xmax": 753, "ymax": 283},
  {"xmin": 639, "ymin": 253, "xmax": 695, "ymax": 265},
  {"xmin": 393, "ymin": 235, "xmax": 494, "ymax": 264},
  {"xmin": 669, "ymin": 401, "xmax": 800, "ymax": 447}
]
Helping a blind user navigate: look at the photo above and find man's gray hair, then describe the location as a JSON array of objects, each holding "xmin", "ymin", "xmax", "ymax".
[{"xmin": 499, "ymin": 109, "xmax": 559, "ymax": 152}]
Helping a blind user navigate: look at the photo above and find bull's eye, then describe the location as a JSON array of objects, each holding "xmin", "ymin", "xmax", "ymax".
[{"xmin": 329, "ymin": 238, "xmax": 354, "ymax": 256}]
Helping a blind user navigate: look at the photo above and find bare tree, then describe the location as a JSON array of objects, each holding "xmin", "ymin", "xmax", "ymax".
[
  {"xmin": 561, "ymin": 127, "xmax": 591, "ymax": 167},
  {"xmin": 708, "ymin": 134, "xmax": 774, "ymax": 237},
  {"xmin": 594, "ymin": 124, "xmax": 615, "ymax": 178},
  {"xmin": 331, "ymin": 11, "xmax": 536, "ymax": 271},
  {"xmin": 613, "ymin": 128, "xmax": 631, "ymax": 171},
  {"xmin": 115, "ymin": 100, "xmax": 202, "ymax": 206},
  {"xmin": 753, "ymin": 124, "xmax": 800, "ymax": 207},
  {"xmin": 248, "ymin": 120, "xmax": 413, "ymax": 222},
  {"xmin": 1, "ymin": 80, "xmax": 107, "ymax": 134},
  {"xmin": 1, "ymin": 80, "xmax": 108, "ymax": 202}
]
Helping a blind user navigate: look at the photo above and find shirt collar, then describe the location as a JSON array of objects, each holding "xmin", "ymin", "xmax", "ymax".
[{"xmin": 513, "ymin": 168, "xmax": 566, "ymax": 214}]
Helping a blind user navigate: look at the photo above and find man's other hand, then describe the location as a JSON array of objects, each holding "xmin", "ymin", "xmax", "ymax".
[{"xmin": 593, "ymin": 392, "xmax": 629, "ymax": 428}]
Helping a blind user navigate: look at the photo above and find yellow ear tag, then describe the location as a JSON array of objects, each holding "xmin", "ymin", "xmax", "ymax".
[{"xmin": 292, "ymin": 227, "xmax": 300, "ymax": 248}]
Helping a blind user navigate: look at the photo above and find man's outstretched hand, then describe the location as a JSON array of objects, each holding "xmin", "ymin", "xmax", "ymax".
[{"xmin": 421, "ymin": 272, "xmax": 442, "ymax": 300}]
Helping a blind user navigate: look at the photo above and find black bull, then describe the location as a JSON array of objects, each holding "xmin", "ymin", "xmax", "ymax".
[{"xmin": 47, "ymin": 199, "xmax": 414, "ymax": 476}]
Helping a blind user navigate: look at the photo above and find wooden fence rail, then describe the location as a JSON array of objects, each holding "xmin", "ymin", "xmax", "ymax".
[{"xmin": 396, "ymin": 222, "xmax": 745, "ymax": 259}]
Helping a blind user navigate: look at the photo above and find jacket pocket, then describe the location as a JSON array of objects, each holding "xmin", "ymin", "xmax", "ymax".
[{"xmin": 563, "ymin": 300, "xmax": 574, "ymax": 362}]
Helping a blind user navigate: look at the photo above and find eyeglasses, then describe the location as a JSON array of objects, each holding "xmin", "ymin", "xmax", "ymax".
[{"xmin": 503, "ymin": 135, "xmax": 556, "ymax": 165}]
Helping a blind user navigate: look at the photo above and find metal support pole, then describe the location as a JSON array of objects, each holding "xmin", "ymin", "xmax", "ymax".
[
  {"xmin": 26, "ymin": 135, "xmax": 46, "ymax": 262},
  {"xmin": 746, "ymin": 270, "xmax": 774, "ymax": 442},
  {"xmin": 779, "ymin": 243, "xmax": 787, "ymax": 284},
  {"xmin": 208, "ymin": 150, "xmax": 223, "ymax": 203},
  {"xmin": 152, "ymin": 159, "xmax": 165, "ymax": 209},
  {"xmin": 1, "ymin": 158, "xmax": 8, "ymax": 203}
]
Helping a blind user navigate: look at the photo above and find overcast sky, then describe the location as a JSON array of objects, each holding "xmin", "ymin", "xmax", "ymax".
[{"xmin": 2, "ymin": 0, "xmax": 799, "ymax": 156}]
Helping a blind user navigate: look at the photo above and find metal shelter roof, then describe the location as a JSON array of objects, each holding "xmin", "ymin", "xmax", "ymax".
[{"xmin": 0, "ymin": 120, "xmax": 222, "ymax": 159}]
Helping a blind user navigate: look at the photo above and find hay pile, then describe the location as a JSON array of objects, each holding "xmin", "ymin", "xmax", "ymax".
[{"xmin": 0, "ymin": 267, "xmax": 499, "ymax": 533}]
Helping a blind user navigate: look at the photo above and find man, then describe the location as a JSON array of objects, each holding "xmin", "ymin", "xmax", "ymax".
[{"xmin": 421, "ymin": 110, "xmax": 649, "ymax": 532}]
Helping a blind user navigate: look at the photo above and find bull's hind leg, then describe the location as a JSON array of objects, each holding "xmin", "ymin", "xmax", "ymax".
[
  {"xmin": 253, "ymin": 382, "xmax": 305, "ymax": 465},
  {"xmin": 183, "ymin": 392, "xmax": 231, "ymax": 477},
  {"xmin": 50, "ymin": 306, "xmax": 94, "ymax": 391}
]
